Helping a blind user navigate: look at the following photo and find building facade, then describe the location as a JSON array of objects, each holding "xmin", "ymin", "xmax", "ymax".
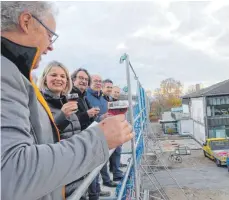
[
  {"xmin": 182, "ymin": 80, "xmax": 229, "ymax": 143},
  {"xmin": 206, "ymin": 95, "xmax": 229, "ymax": 138}
]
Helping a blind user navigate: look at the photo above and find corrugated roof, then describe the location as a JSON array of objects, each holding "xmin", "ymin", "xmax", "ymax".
[{"xmin": 182, "ymin": 79, "xmax": 229, "ymax": 99}]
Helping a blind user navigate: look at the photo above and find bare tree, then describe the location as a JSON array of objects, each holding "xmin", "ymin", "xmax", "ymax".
[
  {"xmin": 151, "ymin": 78, "xmax": 183, "ymax": 118},
  {"xmin": 160, "ymin": 78, "xmax": 183, "ymax": 98},
  {"xmin": 185, "ymin": 84, "xmax": 202, "ymax": 95}
]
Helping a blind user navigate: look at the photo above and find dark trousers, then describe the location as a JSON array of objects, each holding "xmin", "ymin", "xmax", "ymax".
[
  {"xmin": 65, "ymin": 176, "xmax": 87, "ymax": 198},
  {"xmin": 100, "ymin": 163, "xmax": 111, "ymax": 183},
  {"xmin": 88, "ymin": 175, "xmax": 100, "ymax": 200},
  {"xmin": 88, "ymin": 147, "xmax": 123, "ymax": 200},
  {"xmin": 88, "ymin": 164, "xmax": 111, "ymax": 200},
  {"xmin": 109, "ymin": 146, "xmax": 123, "ymax": 178}
]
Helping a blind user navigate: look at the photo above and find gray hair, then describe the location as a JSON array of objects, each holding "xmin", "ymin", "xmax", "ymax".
[
  {"xmin": 1, "ymin": 1, "xmax": 57, "ymax": 32},
  {"xmin": 113, "ymin": 86, "xmax": 120, "ymax": 90}
]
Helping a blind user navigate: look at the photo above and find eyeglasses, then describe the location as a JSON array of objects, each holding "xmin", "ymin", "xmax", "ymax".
[
  {"xmin": 77, "ymin": 76, "xmax": 89, "ymax": 82},
  {"xmin": 32, "ymin": 15, "xmax": 59, "ymax": 45},
  {"xmin": 93, "ymin": 80, "xmax": 102, "ymax": 84}
]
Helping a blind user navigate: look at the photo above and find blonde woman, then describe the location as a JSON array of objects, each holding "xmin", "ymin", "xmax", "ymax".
[
  {"xmin": 39, "ymin": 61, "xmax": 81, "ymax": 139},
  {"xmin": 39, "ymin": 61, "xmax": 84, "ymax": 198}
]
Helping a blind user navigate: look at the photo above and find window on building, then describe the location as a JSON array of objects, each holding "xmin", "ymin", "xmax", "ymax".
[
  {"xmin": 162, "ymin": 122, "xmax": 178, "ymax": 134},
  {"xmin": 207, "ymin": 106, "xmax": 211, "ymax": 116},
  {"xmin": 207, "ymin": 96, "xmax": 229, "ymax": 106},
  {"xmin": 226, "ymin": 126, "xmax": 229, "ymax": 137},
  {"xmin": 209, "ymin": 126, "xmax": 227, "ymax": 138},
  {"xmin": 207, "ymin": 96, "xmax": 229, "ymax": 117}
]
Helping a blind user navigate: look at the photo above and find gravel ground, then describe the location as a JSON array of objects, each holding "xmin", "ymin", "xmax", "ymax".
[
  {"xmin": 166, "ymin": 149, "xmax": 214, "ymax": 169},
  {"xmin": 149, "ymin": 187, "xmax": 229, "ymax": 200},
  {"xmin": 144, "ymin": 150, "xmax": 229, "ymax": 200},
  {"xmin": 143, "ymin": 131, "xmax": 229, "ymax": 200}
]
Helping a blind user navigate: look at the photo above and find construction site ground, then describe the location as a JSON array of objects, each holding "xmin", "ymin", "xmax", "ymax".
[
  {"xmin": 101, "ymin": 123, "xmax": 229, "ymax": 200},
  {"xmin": 143, "ymin": 123, "xmax": 229, "ymax": 200}
]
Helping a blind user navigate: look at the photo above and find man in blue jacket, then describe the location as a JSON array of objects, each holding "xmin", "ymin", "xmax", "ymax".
[
  {"xmin": 87, "ymin": 75, "xmax": 110, "ymax": 122},
  {"xmin": 87, "ymin": 75, "xmax": 118, "ymax": 198}
]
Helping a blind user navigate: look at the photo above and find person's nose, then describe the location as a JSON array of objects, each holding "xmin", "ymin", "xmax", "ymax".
[
  {"xmin": 55, "ymin": 76, "xmax": 63, "ymax": 81},
  {"xmin": 47, "ymin": 43, "xmax": 54, "ymax": 51}
]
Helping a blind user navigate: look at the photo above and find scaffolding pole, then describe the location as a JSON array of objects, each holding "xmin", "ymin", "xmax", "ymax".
[{"xmin": 124, "ymin": 54, "xmax": 140, "ymax": 200}]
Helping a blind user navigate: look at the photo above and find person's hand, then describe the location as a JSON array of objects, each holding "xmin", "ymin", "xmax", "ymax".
[
  {"xmin": 87, "ymin": 108, "xmax": 100, "ymax": 118},
  {"xmin": 100, "ymin": 113, "xmax": 112, "ymax": 120},
  {"xmin": 98, "ymin": 114, "xmax": 134, "ymax": 149},
  {"xmin": 61, "ymin": 101, "xmax": 78, "ymax": 118}
]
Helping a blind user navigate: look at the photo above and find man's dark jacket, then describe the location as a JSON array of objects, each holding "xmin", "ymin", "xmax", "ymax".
[{"xmin": 71, "ymin": 86, "xmax": 94, "ymax": 130}]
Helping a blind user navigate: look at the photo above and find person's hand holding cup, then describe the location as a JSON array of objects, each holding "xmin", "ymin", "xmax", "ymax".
[
  {"xmin": 99, "ymin": 114, "xmax": 133, "ymax": 149},
  {"xmin": 87, "ymin": 107, "xmax": 100, "ymax": 118},
  {"xmin": 61, "ymin": 93, "xmax": 79, "ymax": 118}
]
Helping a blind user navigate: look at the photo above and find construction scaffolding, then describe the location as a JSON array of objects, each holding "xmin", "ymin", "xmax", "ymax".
[{"xmin": 67, "ymin": 54, "xmax": 190, "ymax": 200}]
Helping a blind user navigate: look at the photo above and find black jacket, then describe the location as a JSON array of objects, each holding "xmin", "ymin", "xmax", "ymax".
[
  {"xmin": 71, "ymin": 86, "xmax": 94, "ymax": 130},
  {"xmin": 41, "ymin": 89, "xmax": 81, "ymax": 139},
  {"xmin": 41, "ymin": 89, "xmax": 84, "ymax": 197}
]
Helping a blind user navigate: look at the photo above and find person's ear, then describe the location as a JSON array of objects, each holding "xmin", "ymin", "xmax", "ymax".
[{"xmin": 18, "ymin": 12, "xmax": 33, "ymax": 34}]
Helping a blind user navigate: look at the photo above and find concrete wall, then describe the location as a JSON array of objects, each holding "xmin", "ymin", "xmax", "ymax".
[
  {"xmin": 190, "ymin": 97, "xmax": 206, "ymax": 143},
  {"xmin": 193, "ymin": 122, "xmax": 206, "ymax": 143},
  {"xmin": 179, "ymin": 119, "xmax": 194, "ymax": 135},
  {"xmin": 190, "ymin": 97, "xmax": 205, "ymax": 124}
]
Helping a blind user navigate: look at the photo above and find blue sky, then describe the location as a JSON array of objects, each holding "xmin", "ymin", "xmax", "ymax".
[{"xmin": 34, "ymin": 0, "xmax": 229, "ymax": 93}]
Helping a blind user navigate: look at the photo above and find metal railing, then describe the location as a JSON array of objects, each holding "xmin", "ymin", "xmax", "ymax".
[{"xmin": 68, "ymin": 149, "xmax": 115, "ymax": 200}]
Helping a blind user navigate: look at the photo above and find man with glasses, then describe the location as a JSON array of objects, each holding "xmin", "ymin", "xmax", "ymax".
[
  {"xmin": 1, "ymin": 2, "xmax": 133, "ymax": 200},
  {"xmin": 71, "ymin": 68, "xmax": 100, "ymax": 130},
  {"xmin": 32, "ymin": 14, "xmax": 59, "ymax": 45},
  {"xmin": 87, "ymin": 75, "xmax": 118, "ymax": 199},
  {"xmin": 71, "ymin": 69, "xmax": 111, "ymax": 199}
]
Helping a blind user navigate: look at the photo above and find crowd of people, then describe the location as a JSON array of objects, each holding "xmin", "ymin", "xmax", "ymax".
[
  {"xmin": 36, "ymin": 61, "xmax": 127, "ymax": 199},
  {"xmin": 1, "ymin": 2, "xmax": 133, "ymax": 200}
]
